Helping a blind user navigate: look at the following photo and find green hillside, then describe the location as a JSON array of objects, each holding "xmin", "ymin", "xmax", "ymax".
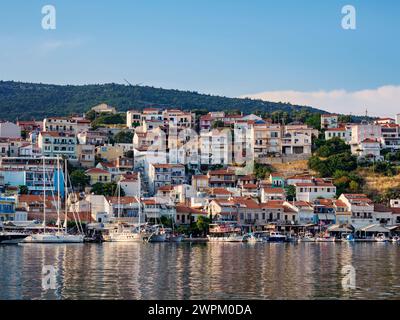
[{"xmin": 0, "ymin": 81, "xmax": 325, "ymax": 121}]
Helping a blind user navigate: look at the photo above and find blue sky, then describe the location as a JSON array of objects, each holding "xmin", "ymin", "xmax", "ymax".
[{"xmin": 0, "ymin": 0, "xmax": 399, "ymax": 115}]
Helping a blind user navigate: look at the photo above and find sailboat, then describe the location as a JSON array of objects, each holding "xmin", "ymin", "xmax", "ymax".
[
  {"xmin": 23, "ymin": 157, "xmax": 84, "ymax": 244},
  {"xmin": 107, "ymin": 172, "xmax": 149, "ymax": 242}
]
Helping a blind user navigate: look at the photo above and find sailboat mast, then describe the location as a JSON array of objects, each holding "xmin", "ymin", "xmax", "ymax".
[
  {"xmin": 118, "ymin": 181, "xmax": 121, "ymax": 219},
  {"xmin": 138, "ymin": 172, "xmax": 141, "ymax": 226},
  {"xmin": 64, "ymin": 158, "xmax": 68, "ymax": 234},
  {"xmin": 57, "ymin": 157, "xmax": 61, "ymax": 233},
  {"xmin": 43, "ymin": 156, "xmax": 46, "ymax": 234}
]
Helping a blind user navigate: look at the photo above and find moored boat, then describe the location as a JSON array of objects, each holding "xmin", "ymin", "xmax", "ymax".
[
  {"xmin": 23, "ymin": 233, "xmax": 84, "ymax": 244},
  {"xmin": 375, "ymin": 233, "xmax": 389, "ymax": 243},
  {"xmin": 0, "ymin": 231, "xmax": 30, "ymax": 244},
  {"xmin": 267, "ymin": 231, "xmax": 286, "ymax": 242},
  {"xmin": 207, "ymin": 223, "xmax": 247, "ymax": 242},
  {"xmin": 297, "ymin": 232, "xmax": 316, "ymax": 242}
]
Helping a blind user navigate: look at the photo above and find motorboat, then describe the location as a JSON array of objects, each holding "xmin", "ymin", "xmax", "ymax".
[
  {"xmin": 267, "ymin": 231, "xmax": 287, "ymax": 242},
  {"xmin": 0, "ymin": 231, "xmax": 30, "ymax": 244},
  {"xmin": 315, "ymin": 233, "xmax": 336, "ymax": 242},
  {"xmin": 107, "ymin": 225, "xmax": 148, "ymax": 242},
  {"xmin": 297, "ymin": 232, "xmax": 316, "ymax": 242},
  {"xmin": 375, "ymin": 233, "xmax": 389, "ymax": 243},
  {"xmin": 391, "ymin": 236, "xmax": 400, "ymax": 243},
  {"xmin": 342, "ymin": 233, "xmax": 355, "ymax": 242},
  {"xmin": 247, "ymin": 232, "xmax": 265, "ymax": 243}
]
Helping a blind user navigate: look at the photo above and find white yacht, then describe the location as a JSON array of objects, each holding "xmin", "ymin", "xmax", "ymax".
[
  {"xmin": 106, "ymin": 173, "xmax": 150, "ymax": 243},
  {"xmin": 24, "ymin": 233, "xmax": 84, "ymax": 243}
]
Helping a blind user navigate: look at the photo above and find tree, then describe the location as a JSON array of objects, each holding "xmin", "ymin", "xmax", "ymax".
[
  {"xmin": 315, "ymin": 137, "xmax": 350, "ymax": 158},
  {"xmin": 212, "ymin": 120, "xmax": 225, "ymax": 129},
  {"xmin": 196, "ymin": 216, "xmax": 212, "ymax": 236},
  {"xmin": 285, "ymin": 185, "xmax": 296, "ymax": 201},
  {"xmin": 114, "ymin": 131, "xmax": 134, "ymax": 144},
  {"xmin": 305, "ymin": 114, "xmax": 321, "ymax": 130},
  {"xmin": 254, "ymin": 163, "xmax": 273, "ymax": 179},
  {"xmin": 19, "ymin": 185, "xmax": 29, "ymax": 195},
  {"xmin": 70, "ymin": 169, "xmax": 90, "ymax": 190},
  {"xmin": 91, "ymin": 182, "xmax": 125, "ymax": 197}
]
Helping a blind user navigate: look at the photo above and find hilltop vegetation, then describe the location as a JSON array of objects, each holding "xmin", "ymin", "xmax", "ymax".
[{"xmin": 0, "ymin": 81, "xmax": 325, "ymax": 121}]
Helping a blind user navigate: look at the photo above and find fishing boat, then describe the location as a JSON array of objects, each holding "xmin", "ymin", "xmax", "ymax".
[
  {"xmin": 22, "ymin": 157, "xmax": 84, "ymax": 244},
  {"xmin": 168, "ymin": 234, "xmax": 184, "ymax": 242},
  {"xmin": 391, "ymin": 236, "xmax": 400, "ymax": 243},
  {"xmin": 375, "ymin": 233, "xmax": 389, "ymax": 243},
  {"xmin": 342, "ymin": 233, "xmax": 355, "ymax": 242},
  {"xmin": 297, "ymin": 232, "xmax": 316, "ymax": 242},
  {"xmin": 247, "ymin": 231, "xmax": 268, "ymax": 243},
  {"xmin": 267, "ymin": 231, "xmax": 287, "ymax": 242},
  {"xmin": 146, "ymin": 225, "xmax": 167, "ymax": 243},
  {"xmin": 207, "ymin": 223, "xmax": 247, "ymax": 242},
  {"xmin": 315, "ymin": 233, "xmax": 336, "ymax": 242}
]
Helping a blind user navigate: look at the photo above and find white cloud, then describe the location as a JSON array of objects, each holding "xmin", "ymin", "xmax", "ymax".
[{"xmin": 242, "ymin": 85, "xmax": 400, "ymax": 117}]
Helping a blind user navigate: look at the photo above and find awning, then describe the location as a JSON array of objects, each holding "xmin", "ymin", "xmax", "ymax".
[{"xmin": 358, "ymin": 224, "xmax": 390, "ymax": 233}]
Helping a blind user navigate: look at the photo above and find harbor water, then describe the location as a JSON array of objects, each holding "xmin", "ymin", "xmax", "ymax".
[{"xmin": 1, "ymin": 242, "xmax": 400, "ymax": 300}]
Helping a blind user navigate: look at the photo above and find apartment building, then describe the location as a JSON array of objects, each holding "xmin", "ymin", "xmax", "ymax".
[
  {"xmin": 281, "ymin": 124, "xmax": 317, "ymax": 157},
  {"xmin": 295, "ymin": 178, "xmax": 336, "ymax": 202},
  {"xmin": 43, "ymin": 117, "xmax": 90, "ymax": 134},
  {"xmin": 167, "ymin": 126, "xmax": 199, "ymax": 167},
  {"xmin": 200, "ymin": 128, "xmax": 232, "ymax": 166},
  {"xmin": 126, "ymin": 110, "xmax": 142, "ymax": 128},
  {"xmin": 208, "ymin": 169, "xmax": 236, "ymax": 188},
  {"xmin": 163, "ymin": 109, "xmax": 195, "ymax": 128},
  {"xmin": 148, "ymin": 163, "xmax": 185, "ymax": 194},
  {"xmin": 325, "ymin": 126, "xmax": 352, "ymax": 143},
  {"xmin": 381, "ymin": 123, "xmax": 400, "ymax": 150},
  {"xmin": 77, "ymin": 131, "xmax": 108, "ymax": 145},
  {"xmin": 85, "ymin": 168, "xmax": 112, "ymax": 185},
  {"xmin": 251, "ymin": 122, "xmax": 282, "ymax": 160},
  {"xmin": 38, "ymin": 132, "xmax": 78, "ymax": 161},
  {"xmin": 338, "ymin": 194, "xmax": 375, "ymax": 229},
  {"xmin": 321, "ymin": 114, "xmax": 339, "ymax": 129},
  {"xmin": 77, "ymin": 144, "xmax": 96, "ymax": 168},
  {"xmin": 350, "ymin": 122, "xmax": 382, "ymax": 160},
  {"xmin": 0, "ymin": 157, "xmax": 64, "ymax": 195}
]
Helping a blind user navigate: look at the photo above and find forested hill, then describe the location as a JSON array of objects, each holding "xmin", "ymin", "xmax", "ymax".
[{"xmin": 0, "ymin": 81, "xmax": 326, "ymax": 121}]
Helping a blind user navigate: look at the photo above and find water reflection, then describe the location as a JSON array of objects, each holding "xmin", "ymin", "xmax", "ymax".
[{"xmin": 0, "ymin": 243, "xmax": 399, "ymax": 300}]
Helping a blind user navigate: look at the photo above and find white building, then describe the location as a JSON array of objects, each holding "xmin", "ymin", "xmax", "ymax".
[
  {"xmin": 38, "ymin": 132, "xmax": 78, "ymax": 161},
  {"xmin": 0, "ymin": 122, "xmax": 21, "ymax": 139},
  {"xmin": 91, "ymin": 103, "xmax": 116, "ymax": 114},
  {"xmin": 200, "ymin": 128, "xmax": 232, "ymax": 166},
  {"xmin": 281, "ymin": 124, "xmax": 318, "ymax": 157},
  {"xmin": 350, "ymin": 122, "xmax": 382, "ymax": 160},
  {"xmin": 119, "ymin": 174, "xmax": 140, "ymax": 197},
  {"xmin": 126, "ymin": 110, "xmax": 142, "ymax": 128},
  {"xmin": 148, "ymin": 163, "xmax": 185, "ymax": 194},
  {"xmin": 325, "ymin": 126, "xmax": 352, "ymax": 143},
  {"xmin": 321, "ymin": 114, "xmax": 339, "ymax": 129},
  {"xmin": 295, "ymin": 179, "xmax": 336, "ymax": 202}
]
